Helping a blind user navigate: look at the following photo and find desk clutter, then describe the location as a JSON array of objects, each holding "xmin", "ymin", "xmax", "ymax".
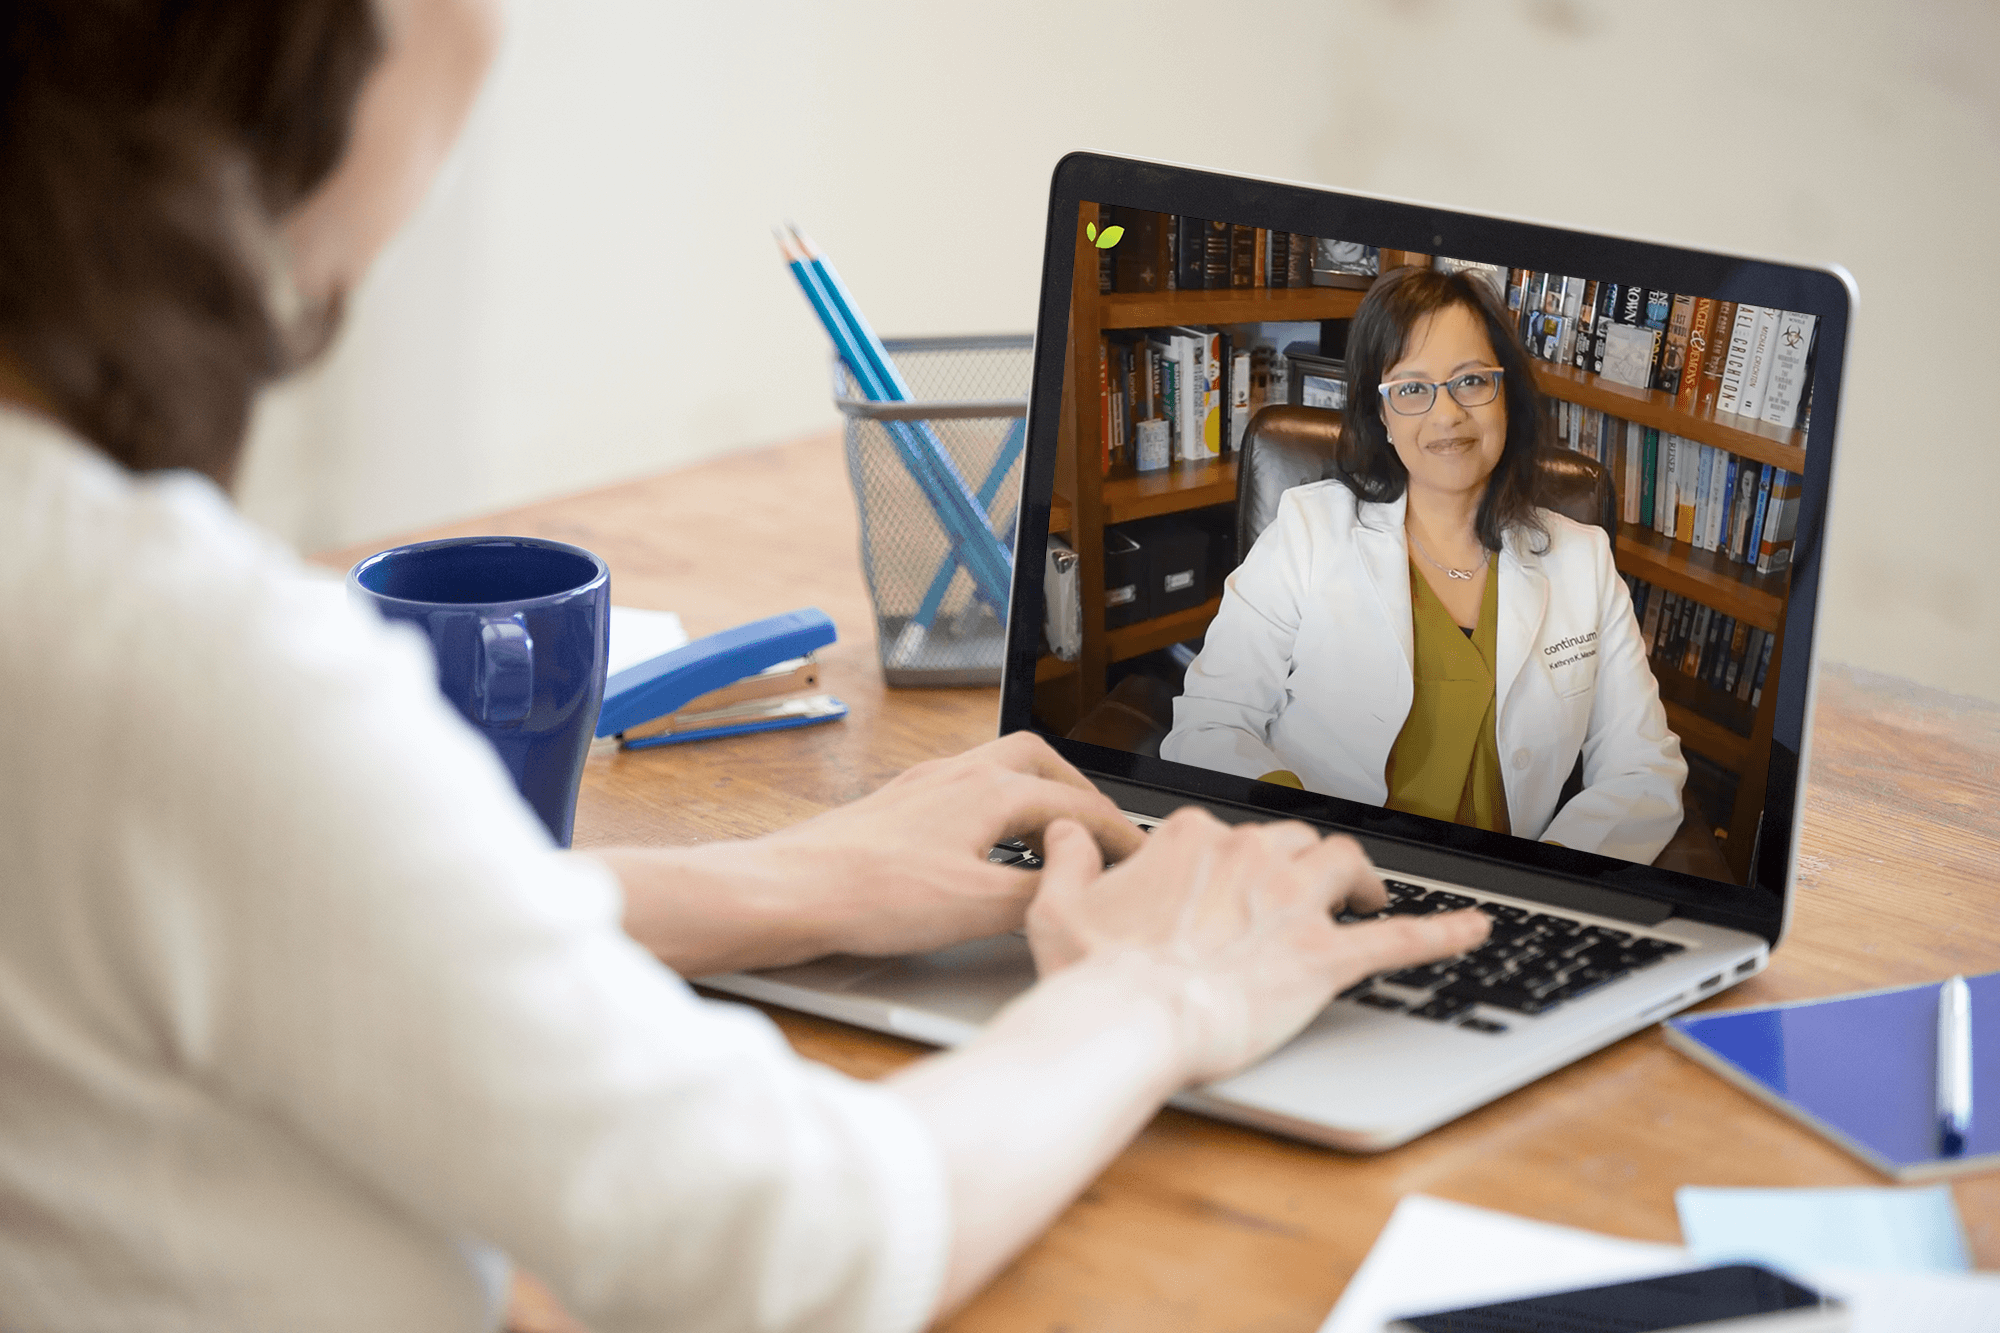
[
  {"xmin": 1321, "ymin": 1194, "xmax": 1999, "ymax": 1333},
  {"xmin": 780, "ymin": 224, "xmax": 1028, "ymax": 686},
  {"xmin": 1665, "ymin": 971, "xmax": 1997, "ymax": 1182},
  {"xmin": 596, "ymin": 608, "xmax": 846, "ymax": 748}
]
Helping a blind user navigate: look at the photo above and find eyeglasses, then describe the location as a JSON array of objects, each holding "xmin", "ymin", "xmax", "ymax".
[{"xmin": 1376, "ymin": 368, "xmax": 1505, "ymax": 417}]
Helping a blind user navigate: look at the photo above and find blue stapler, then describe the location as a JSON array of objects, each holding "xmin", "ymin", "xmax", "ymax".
[{"xmin": 595, "ymin": 608, "xmax": 848, "ymax": 749}]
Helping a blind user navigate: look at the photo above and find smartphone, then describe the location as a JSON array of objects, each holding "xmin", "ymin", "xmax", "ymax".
[{"xmin": 1387, "ymin": 1264, "xmax": 1847, "ymax": 1332}]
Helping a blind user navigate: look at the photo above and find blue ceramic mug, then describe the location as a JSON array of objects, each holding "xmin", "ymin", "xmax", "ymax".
[{"xmin": 349, "ymin": 536, "xmax": 610, "ymax": 848}]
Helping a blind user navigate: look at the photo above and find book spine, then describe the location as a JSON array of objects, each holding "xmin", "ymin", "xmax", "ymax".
[
  {"xmin": 1558, "ymin": 277, "xmax": 1589, "ymax": 364},
  {"xmin": 1287, "ymin": 234, "xmax": 1311, "ymax": 287},
  {"xmin": 1643, "ymin": 289, "xmax": 1673, "ymax": 388},
  {"xmin": 1746, "ymin": 464, "xmax": 1774, "ymax": 567},
  {"xmin": 1683, "ymin": 603, "xmax": 1710, "ymax": 674},
  {"xmin": 1267, "ymin": 231, "xmax": 1289, "ymax": 288},
  {"xmin": 1715, "ymin": 303, "xmax": 1760, "ymax": 416},
  {"xmin": 1104, "ymin": 332, "xmax": 1120, "ymax": 472},
  {"xmin": 1640, "ymin": 427, "xmax": 1657, "ymax": 527},
  {"xmin": 1112, "ymin": 208, "xmax": 1162, "ymax": 293},
  {"xmin": 1642, "ymin": 584, "xmax": 1666, "ymax": 648},
  {"xmin": 1696, "ymin": 300, "xmax": 1736, "ymax": 416},
  {"xmin": 1759, "ymin": 310, "xmax": 1819, "ymax": 431},
  {"xmin": 1624, "ymin": 422, "xmax": 1643, "ymax": 525},
  {"xmin": 1723, "ymin": 618, "xmax": 1752, "ymax": 694},
  {"xmin": 1737, "ymin": 305, "xmax": 1782, "ymax": 419},
  {"xmin": 1737, "ymin": 628, "xmax": 1765, "ymax": 702},
  {"xmin": 1677, "ymin": 297, "xmax": 1719, "ymax": 414},
  {"xmin": 1230, "ymin": 224, "xmax": 1256, "ymax": 290},
  {"xmin": 1675, "ymin": 441, "xmax": 1698, "ymax": 544},
  {"xmin": 1750, "ymin": 630, "xmax": 1776, "ymax": 707},
  {"xmin": 1706, "ymin": 449, "xmax": 1732, "ymax": 551},
  {"xmin": 1756, "ymin": 468, "xmax": 1802, "ymax": 574},
  {"xmin": 1252, "ymin": 228, "xmax": 1268, "ymax": 289},
  {"xmin": 1590, "ymin": 282, "xmax": 1619, "ymax": 373},
  {"xmin": 1230, "ymin": 347, "xmax": 1252, "ymax": 453},
  {"xmin": 1714, "ymin": 454, "xmax": 1738, "ymax": 553},
  {"xmin": 1695, "ymin": 447, "xmax": 1715, "ymax": 550},
  {"xmin": 1660, "ymin": 294, "xmax": 1697, "ymax": 399},
  {"xmin": 1203, "ymin": 220, "xmax": 1231, "ymax": 291},
  {"xmin": 1174, "ymin": 217, "xmax": 1204, "ymax": 290},
  {"xmin": 1571, "ymin": 279, "xmax": 1600, "ymax": 368},
  {"xmin": 1202, "ymin": 330, "xmax": 1223, "ymax": 457}
]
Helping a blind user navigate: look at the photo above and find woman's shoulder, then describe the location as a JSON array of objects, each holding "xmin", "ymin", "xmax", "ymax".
[{"xmin": 1523, "ymin": 506, "xmax": 1614, "ymax": 565}]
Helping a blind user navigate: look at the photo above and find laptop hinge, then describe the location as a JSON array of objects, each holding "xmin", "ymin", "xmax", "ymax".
[{"xmin": 1093, "ymin": 775, "xmax": 1673, "ymax": 929}]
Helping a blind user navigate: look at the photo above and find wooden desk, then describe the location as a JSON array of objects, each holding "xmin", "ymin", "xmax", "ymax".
[{"xmin": 320, "ymin": 431, "xmax": 2000, "ymax": 1329}]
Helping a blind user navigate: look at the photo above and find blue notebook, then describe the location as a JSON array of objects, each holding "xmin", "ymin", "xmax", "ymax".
[{"xmin": 1665, "ymin": 972, "xmax": 1999, "ymax": 1182}]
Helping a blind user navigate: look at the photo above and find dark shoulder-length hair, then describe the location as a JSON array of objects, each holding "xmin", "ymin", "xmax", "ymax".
[
  {"xmin": 1335, "ymin": 265, "xmax": 1548, "ymax": 553},
  {"xmin": 0, "ymin": 0, "xmax": 383, "ymax": 487}
]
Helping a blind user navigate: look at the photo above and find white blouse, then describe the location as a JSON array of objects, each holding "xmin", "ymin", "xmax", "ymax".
[{"xmin": 0, "ymin": 408, "xmax": 947, "ymax": 1332}]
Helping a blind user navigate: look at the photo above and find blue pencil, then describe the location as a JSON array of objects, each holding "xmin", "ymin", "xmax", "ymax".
[{"xmin": 778, "ymin": 230, "xmax": 1012, "ymax": 621}]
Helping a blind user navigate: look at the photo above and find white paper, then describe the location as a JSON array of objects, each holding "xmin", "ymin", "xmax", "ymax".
[
  {"xmin": 607, "ymin": 606, "xmax": 688, "ymax": 676},
  {"xmin": 1320, "ymin": 1194, "xmax": 2000, "ymax": 1333}
]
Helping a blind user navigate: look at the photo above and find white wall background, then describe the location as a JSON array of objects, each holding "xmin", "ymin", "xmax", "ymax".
[{"xmin": 237, "ymin": 0, "xmax": 2000, "ymax": 703}]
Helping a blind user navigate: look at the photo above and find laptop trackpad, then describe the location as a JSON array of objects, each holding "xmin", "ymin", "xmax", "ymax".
[{"xmin": 844, "ymin": 933, "xmax": 1038, "ymax": 1030}]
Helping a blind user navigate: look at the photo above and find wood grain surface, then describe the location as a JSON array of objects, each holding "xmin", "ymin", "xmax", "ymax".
[{"xmin": 316, "ymin": 431, "xmax": 2000, "ymax": 1331}]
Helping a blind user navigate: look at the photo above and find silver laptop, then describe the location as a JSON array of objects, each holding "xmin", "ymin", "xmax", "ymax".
[{"xmin": 703, "ymin": 153, "xmax": 1850, "ymax": 1151}]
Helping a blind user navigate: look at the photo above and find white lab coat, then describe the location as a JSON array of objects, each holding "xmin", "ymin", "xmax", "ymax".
[{"xmin": 1162, "ymin": 480, "xmax": 1686, "ymax": 864}]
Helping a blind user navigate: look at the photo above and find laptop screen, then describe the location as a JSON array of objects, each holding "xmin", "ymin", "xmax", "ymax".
[{"xmin": 1001, "ymin": 154, "xmax": 1851, "ymax": 942}]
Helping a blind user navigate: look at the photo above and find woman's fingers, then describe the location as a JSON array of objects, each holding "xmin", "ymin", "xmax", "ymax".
[
  {"xmin": 992, "ymin": 774, "xmax": 1146, "ymax": 862},
  {"xmin": 1330, "ymin": 909, "xmax": 1489, "ymax": 982}
]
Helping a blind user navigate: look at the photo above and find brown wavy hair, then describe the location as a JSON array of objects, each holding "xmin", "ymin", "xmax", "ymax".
[
  {"xmin": 1335, "ymin": 264, "xmax": 1549, "ymax": 553},
  {"xmin": 0, "ymin": 0, "xmax": 383, "ymax": 486}
]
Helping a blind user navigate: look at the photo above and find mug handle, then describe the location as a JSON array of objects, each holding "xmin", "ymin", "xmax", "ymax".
[{"xmin": 475, "ymin": 614, "xmax": 535, "ymax": 725}]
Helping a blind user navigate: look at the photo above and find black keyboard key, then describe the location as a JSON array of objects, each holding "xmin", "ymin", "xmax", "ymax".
[
  {"xmin": 1411, "ymin": 995, "xmax": 1473, "ymax": 1022},
  {"xmin": 1336, "ymin": 979, "xmax": 1373, "ymax": 999},
  {"xmin": 1383, "ymin": 962, "xmax": 1456, "ymax": 988},
  {"xmin": 1458, "ymin": 1017, "xmax": 1509, "ymax": 1034},
  {"xmin": 1436, "ymin": 978, "xmax": 1556, "ymax": 1015},
  {"xmin": 987, "ymin": 845, "xmax": 1029, "ymax": 865},
  {"xmin": 1526, "ymin": 912, "xmax": 1584, "ymax": 936},
  {"xmin": 1476, "ymin": 902, "xmax": 1529, "ymax": 923},
  {"xmin": 1385, "ymin": 880, "xmax": 1424, "ymax": 898},
  {"xmin": 1427, "ymin": 891, "xmax": 1475, "ymax": 911},
  {"xmin": 1386, "ymin": 899, "xmax": 1437, "ymax": 915},
  {"xmin": 1355, "ymin": 992, "xmax": 1406, "ymax": 1012}
]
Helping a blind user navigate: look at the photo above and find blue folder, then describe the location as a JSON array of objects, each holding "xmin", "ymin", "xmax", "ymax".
[{"xmin": 1664, "ymin": 971, "xmax": 1999, "ymax": 1181}]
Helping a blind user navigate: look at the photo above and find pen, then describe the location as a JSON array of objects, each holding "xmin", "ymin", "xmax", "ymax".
[{"xmin": 1937, "ymin": 974, "xmax": 1973, "ymax": 1156}]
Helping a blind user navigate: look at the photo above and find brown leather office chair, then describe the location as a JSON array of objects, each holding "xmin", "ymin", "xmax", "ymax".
[{"xmin": 1072, "ymin": 404, "xmax": 1730, "ymax": 879}]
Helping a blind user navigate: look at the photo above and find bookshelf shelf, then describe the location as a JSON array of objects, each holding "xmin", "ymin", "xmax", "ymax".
[
  {"xmin": 1613, "ymin": 523, "xmax": 1785, "ymax": 632},
  {"xmin": 1099, "ymin": 287, "xmax": 1365, "ymax": 330},
  {"xmin": 1107, "ymin": 596, "xmax": 1223, "ymax": 664},
  {"xmin": 1531, "ymin": 363, "xmax": 1807, "ymax": 473},
  {"xmin": 1662, "ymin": 699, "xmax": 1751, "ymax": 771},
  {"xmin": 1102, "ymin": 457, "xmax": 1237, "ymax": 524},
  {"xmin": 1049, "ymin": 496, "xmax": 1073, "ymax": 534}
]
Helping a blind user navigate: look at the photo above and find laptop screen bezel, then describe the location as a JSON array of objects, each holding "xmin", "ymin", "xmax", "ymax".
[{"xmin": 998, "ymin": 151, "xmax": 1852, "ymax": 947}]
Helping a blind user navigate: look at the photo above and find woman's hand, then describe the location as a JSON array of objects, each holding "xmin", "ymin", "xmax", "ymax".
[
  {"xmin": 1026, "ymin": 807, "xmax": 1489, "ymax": 1083},
  {"xmin": 603, "ymin": 732, "xmax": 1146, "ymax": 975}
]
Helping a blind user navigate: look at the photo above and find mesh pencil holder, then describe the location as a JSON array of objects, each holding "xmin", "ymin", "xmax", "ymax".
[{"xmin": 833, "ymin": 334, "xmax": 1033, "ymax": 687}]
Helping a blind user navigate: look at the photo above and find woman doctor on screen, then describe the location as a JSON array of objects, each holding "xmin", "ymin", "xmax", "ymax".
[{"xmin": 1162, "ymin": 267, "xmax": 1686, "ymax": 864}]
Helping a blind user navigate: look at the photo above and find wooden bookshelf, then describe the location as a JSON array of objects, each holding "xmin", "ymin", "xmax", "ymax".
[
  {"xmin": 1531, "ymin": 363, "xmax": 1806, "ymax": 474},
  {"xmin": 1100, "ymin": 287, "xmax": 1365, "ymax": 330},
  {"xmin": 1107, "ymin": 597, "xmax": 1223, "ymax": 664},
  {"xmin": 1102, "ymin": 457, "xmax": 1237, "ymax": 524},
  {"xmin": 1035, "ymin": 653, "xmax": 1079, "ymax": 683},
  {"xmin": 1615, "ymin": 523, "xmax": 1786, "ymax": 631}
]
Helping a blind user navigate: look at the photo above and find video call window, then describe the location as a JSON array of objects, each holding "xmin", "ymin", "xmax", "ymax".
[{"xmin": 1035, "ymin": 204, "xmax": 1817, "ymax": 888}]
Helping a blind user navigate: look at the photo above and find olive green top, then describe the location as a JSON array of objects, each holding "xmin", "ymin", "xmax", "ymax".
[{"xmin": 1383, "ymin": 559, "xmax": 1511, "ymax": 835}]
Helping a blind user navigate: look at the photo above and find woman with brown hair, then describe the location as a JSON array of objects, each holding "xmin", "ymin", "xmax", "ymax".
[
  {"xmin": 0, "ymin": 4, "xmax": 1485, "ymax": 1328},
  {"xmin": 1164, "ymin": 267, "xmax": 1685, "ymax": 863}
]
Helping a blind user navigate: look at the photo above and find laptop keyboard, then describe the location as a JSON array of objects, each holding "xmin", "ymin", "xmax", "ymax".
[{"xmin": 987, "ymin": 841, "xmax": 1685, "ymax": 1035}]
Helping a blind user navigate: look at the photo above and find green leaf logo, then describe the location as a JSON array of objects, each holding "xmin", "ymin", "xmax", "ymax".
[
  {"xmin": 1085, "ymin": 222, "xmax": 1097, "ymax": 242},
  {"xmin": 1096, "ymin": 225, "xmax": 1124, "ymax": 250}
]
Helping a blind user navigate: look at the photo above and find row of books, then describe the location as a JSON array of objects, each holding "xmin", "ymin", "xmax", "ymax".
[
  {"xmin": 1553, "ymin": 400, "xmax": 1803, "ymax": 575},
  {"xmin": 1099, "ymin": 327, "xmax": 1276, "ymax": 473},
  {"xmin": 1628, "ymin": 576, "xmax": 1777, "ymax": 714},
  {"xmin": 1094, "ymin": 207, "xmax": 1379, "ymax": 295},
  {"xmin": 1438, "ymin": 259, "xmax": 1819, "ymax": 434}
]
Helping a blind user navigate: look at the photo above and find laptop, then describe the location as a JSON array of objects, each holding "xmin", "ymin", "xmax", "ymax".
[{"xmin": 702, "ymin": 152, "xmax": 1852, "ymax": 1151}]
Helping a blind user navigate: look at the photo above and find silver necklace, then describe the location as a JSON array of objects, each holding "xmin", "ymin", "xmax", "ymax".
[{"xmin": 1408, "ymin": 527, "xmax": 1489, "ymax": 581}]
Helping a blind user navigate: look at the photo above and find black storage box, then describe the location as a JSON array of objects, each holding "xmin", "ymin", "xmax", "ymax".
[
  {"xmin": 1103, "ymin": 527, "xmax": 1149, "ymax": 629},
  {"xmin": 1120, "ymin": 517, "xmax": 1208, "ymax": 619}
]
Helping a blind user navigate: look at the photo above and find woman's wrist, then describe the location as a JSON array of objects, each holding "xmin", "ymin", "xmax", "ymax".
[
  {"xmin": 1008, "ymin": 951, "xmax": 1202, "ymax": 1097},
  {"xmin": 590, "ymin": 840, "xmax": 845, "ymax": 976}
]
